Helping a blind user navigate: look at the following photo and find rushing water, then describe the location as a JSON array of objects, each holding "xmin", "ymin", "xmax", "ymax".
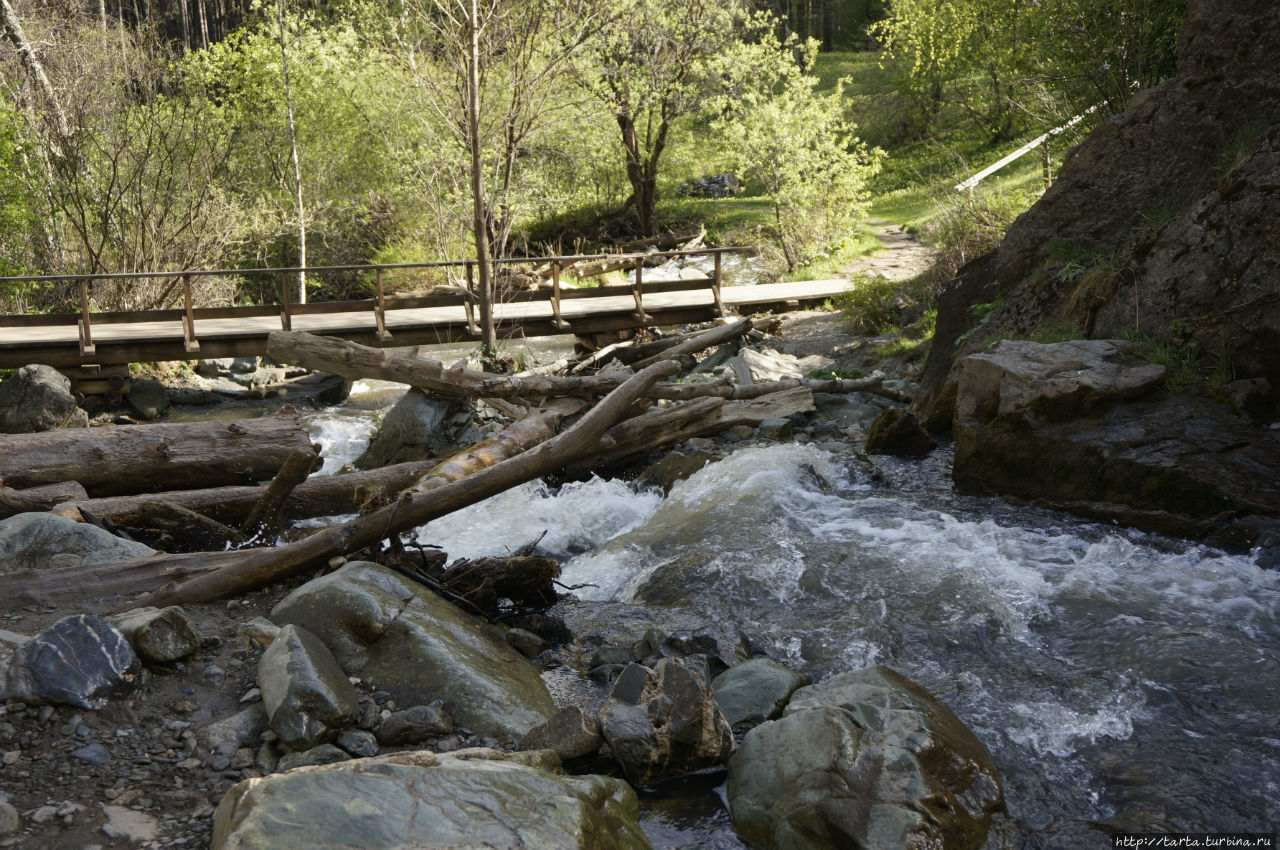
[{"xmin": 304, "ymin": 396, "xmax": 1280, "ymax": 846}]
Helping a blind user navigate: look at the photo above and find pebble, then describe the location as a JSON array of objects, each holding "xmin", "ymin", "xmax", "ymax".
[
  {"xmin": 2, "ymin": 751, "xmax": 19, "ymax": 765},
  {"xmin": 239, "ymin": 688, "xmax": 261, "ymax": 704},
  {"xmin": 0, "ymin": 801, "xmax": 18, "ymax": 836},
  {"xmin": 30, "ymin": 804, "xmax": 58, "ymax": 824},
  {"xmin": 71, "ymin": 743, "xmax": 111, "ymax": 764},
  {"xmin": 202, "ymin": 665, "xmax": 226, "ymax": 685}
]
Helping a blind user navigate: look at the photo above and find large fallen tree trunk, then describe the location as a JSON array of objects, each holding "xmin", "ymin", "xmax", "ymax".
[
  {"xmin": 48, "ymin": 399, "xmax": 591, "ymax": 528},
  {"xmin": 0, "ymin": 362, "xmax": 679, "ymax": 610},
  {"xmin": 0, "ymin": 407, "xmax": 317, "ymax": 496},
  {"xmin": 0, "ymin": 480, "xmax": 88, "ymax": 519}
]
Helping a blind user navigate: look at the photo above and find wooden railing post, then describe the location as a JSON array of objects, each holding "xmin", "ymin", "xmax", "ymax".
[
  {"xmin": 78, "ymin": 278, "xmax": 95, "ymax": 357},
  {"xmin": 551, "ymin": 261, "xmax": 569, "ymax": 330},
  {"xmin": 279, "ymin": 272, "xmax": 292, "ymax": 331},
  {"xmin": 374, "ymin": 268, "xmax": 391, "ymax": 342},
  {"xmin": 712, "ymin": 251, "xmax": 726, "ymax": 318},
  {"xmin": 632, "ymin": 258, "xmax": 649, "ymax": 323},
  {"xmin": 462, "ymin": 261, "xmax": 480, "ymax": 336},
  {"xmin": 181, "ymin": 274, "xmax": 200, "ymax": 353}
]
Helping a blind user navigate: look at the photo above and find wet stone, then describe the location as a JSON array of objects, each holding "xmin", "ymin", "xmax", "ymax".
[
  {"xmin": 8, "ymin": 615, "xmax": 141, "ymax": 710},
  {"xmin": 378, "ymin": 703, "xmax": 454, "ymax": 746},
  {"xmin": 519, "ymin": 706, "xmax": 603, "ymax": 761},
  {"xmin": 336, "ymin": 729, "xmax": 378, "ymax": 758},
  {"xmin": 712, "ymin": 658, "xmax": 812, "ymax": 730},
  {"xmin": 257, "ymin": 624, "xmax": 359, "ymax": 752}
]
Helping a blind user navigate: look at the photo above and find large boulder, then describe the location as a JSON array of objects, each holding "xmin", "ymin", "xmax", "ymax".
[
  {"xmin": 918, "ymin": 0, "xmax": 1280, "ymax": 425},
  {"xmin": 727, "ymin": 666, "xmax": 1003, "ymax": 850},
  {"xmin": 0, "ymin": 512, "xmax": 156, "ymax": 573},
  {"xmin": 597, "ymin": 659, "xmax": 734, "ymax": 785},
  {"xmin": 270, "ymin": 562, "xmax": 555, "ymax": 742},
  {"xmin": 211, "ymin": 748, "xmax": 651, "ymax": 850},
  {"xmin": 712, "ymin": 658, "xmax": 811, "ymax": 730},
  {"xmin": 0, "ymin": 615, "xmax": 140, "ymax": 709},
  {"xmin": 952, "ymin": 340, "xmax": 1280, "ymax": 542},
  {"xmin": 354, "ymin": 388, "xmax": 482, "ymax": 469},
  {"xmin": 257, "ymin": 624, "xmax": 360, "ymax": 751},
  {"xmin": 0, "ymin": 365, "xmax": 87, "ymax": 433}
]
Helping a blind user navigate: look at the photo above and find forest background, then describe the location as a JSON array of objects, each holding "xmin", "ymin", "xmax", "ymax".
[{"xmin": 0, "ymin": 0, "xmax": 1183, "ymax": 343}]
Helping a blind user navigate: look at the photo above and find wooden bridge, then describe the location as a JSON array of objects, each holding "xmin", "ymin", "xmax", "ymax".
[{"xmin": 0, "ymin": 248, "xmax": 852, "ymax": 373}]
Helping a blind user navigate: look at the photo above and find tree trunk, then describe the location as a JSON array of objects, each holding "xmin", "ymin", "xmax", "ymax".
[
  {"xmin": 240, "ymin": 447, "xmax": 316, "ymax": 540},
  {"xmin": 0, "ymin": 481, "xmax": 88, "ymax": 520},
  {"xmin": 467, "ymin": 0, "xmax": 496, "ymax": 354},
  {"xmin": 0, "ymin": 408, "xmax": 316, "ymax": 496},
  {"xmin": 276, "ymin": 0, "xmax": 306, "ymax": 303},
  {"xmin": 0, "ymin": 0, "xmax": 72, "ymax": 154}
]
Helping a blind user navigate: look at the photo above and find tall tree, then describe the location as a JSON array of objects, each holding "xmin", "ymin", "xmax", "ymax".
[{"xmin": 275, "ymin": 0, "xmax": 306, "ymax": 303}]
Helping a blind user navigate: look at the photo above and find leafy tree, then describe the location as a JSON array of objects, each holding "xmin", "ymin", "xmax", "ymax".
[
  {"xmin": 575, "ymin": 0, "xmax": 747, "ymax": 237},
  {"xmin": 717, "ymin": 32, "xmax": 883, "ymax": 271}
]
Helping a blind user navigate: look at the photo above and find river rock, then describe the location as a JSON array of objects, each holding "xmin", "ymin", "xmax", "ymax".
[
  {"xmin": 378, "ymin": 703, "xmax": 455, "ymax": 746},
  {"xmin": 276, "ymin": 743, "xmax": 351, "ymax": 772},
  {"xmin": 519, "ymin": 706, "xmax": 603, "ymax": 761},
  {"xmin": 0, "ymin": 512, "xmax": 156, "ymax": 573},
  {"xmin": 108, "ymin": 606, "xmax": 202, "ymax": 663},
  {"xmin": 354, "ymin": 388, "xmax": 483, "ymax": 469},
  {"xmin": 0, "ymin": 615, "xmax": 140, "ymax": 709},
  {"xmin": 257, "ymin": 624, "xmax": 359, "ymax": 751},
  {"xmin": 712, "ymin": 658, "xmax": 811, "ymax": 730},
  {"xmin": 124, "ymin": 378, "xmax": 170, "ymax": 420},
  {"xmin": 634, "ymin": 449, "xmax": 715, "ymax": 494},
  {"xmin": 270, "ymin": 561, "xmax": 555, "ymax": 742},
  {"xmin": 211, "ymin": 748, "xmax": 650, "ymax": 849},
  {"xmin": 0, "ymin": 801, "xmax": 18, "ymax": 836},
  {"xmin": 953, "ymin": 340, "xmax": 1280, "ymax": 541},
  {"xmin": 597, "ymin": 659, "xmax": 734, "ymax": 785},
  {"xmin": 0, "ymin": 364, "xmax": 87, "ymax": 433},
  {"xmin": 198, "ymin": 704, "xmax": 269, "ymax": 753},
  {"xmin": 864, "ymin": 407, "xmax": 934, "ymax": 455},
  {"xmin": 735, "ymin": 348, "xmax": 806, "ymax": 383},
  {"xmin": 727, "ymin": 666, "xmax": 1003, "ymax": 850}
]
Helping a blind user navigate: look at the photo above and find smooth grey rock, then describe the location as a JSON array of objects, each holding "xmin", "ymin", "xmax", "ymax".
[
  {"xmin": 727, "ymin": 665, "xmax": 1003, "ymax": 850},
  {"xmin": 1, "ymin": 615, "xmax": 140, "ymax": 709},
  {"xmin": 0, "ymin": 801, "xmax": 17, "ymax": 836},
  {"xmin": 271, "ymin": 562, "xmax": 555, "ymax": 743},
  {"xmin": 0, "ymin": 364, "xmax": 86, "ymax": 432},
  {"xmin": 336, "ymin": 729, "xmax": 378, "ymax": 758},
  {"xmin": 712, "ymin": 658, "xmax": 811, "ymax": 729},
  {"xmin": 377, "ymin": 703, "xmax": 454, "ymax": 746},
  {"xmin": 737, "ymin": 348, "xmax": 806, "ymax": 382},
  {"xmin": 100, "ymin": 805, "xmax": 158, "ymax": 841},
  {"xmin": 211, "ymin": 749, "xmax": 650, "ymax": 850},
  {"xmin": 276, "ymin": 743, "xmax": 351, "ymax": 772},
  {"xmin": 519, "ymin": 706, "xmax": 603, "ymax": 761},
  {"xmin": 198, "ymin": 704, "xmax": 270, "ymax": 753},
  {"xmin": 108, "ymin": 606, "xmax": 202, "ymax": 663},
  {"xmin": 257, "ymin": 624, "xmax": 359, "ymax": 751},
  {"xmin": 597, "ymin": 658, "xmax": 734, "ymax": 785},
  {"xmin": 0, "ymin": 513, "xmax": 156, "ymax": 574},
  {"xmin": 124, "ymin": 378, "xmax": 169, "ymax": 420},
  {"xmin": 354, "ymin": 388, "xmax": 483, "ymax": 469},
  {"xmin": 634, "ymin": 449, "xmax": 715, "ymax": 494}
]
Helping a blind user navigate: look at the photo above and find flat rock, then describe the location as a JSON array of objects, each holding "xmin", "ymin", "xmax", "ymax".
[
  {"xmin": 712, "ymin": 658, "xmax": 811, "ymax": 729},
  {"xmin": 100, "ymin": 805, "xmax": 158, "ymax": 841},
  {"xmin": 109, "ymin": 606, "xmax": 202, "ymax": 663},
  {"xmin": 727, "ymin": 665, "xmax": 1003, "ymax": 850},
  {"xmin": 257, "ymin": 624, "xmax": 359, "ymax": 751},
  {"xmin": 211, "ymin": 749, "xmax": 650, "ymax": 849},
  {"xmin": 271, "ymin": 562, "xmax": 555, "ymax": 743},
  {"xmin": 0, "ymin": 513, "xmax": 156, "ymax": 573}
]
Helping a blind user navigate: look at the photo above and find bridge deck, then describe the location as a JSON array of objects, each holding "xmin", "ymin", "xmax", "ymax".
[{"xmin": 0, "ymin": 279, "xmax": 851, "ymax": 368}]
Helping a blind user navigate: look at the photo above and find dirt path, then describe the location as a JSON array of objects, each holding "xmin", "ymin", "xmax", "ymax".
[{"xmin": 840, "ymin": 219, "xmax": 938, "ymax": 282}]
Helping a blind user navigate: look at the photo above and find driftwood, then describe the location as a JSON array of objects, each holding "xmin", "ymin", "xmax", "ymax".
[
  {"xmin": 0, "ymin": 362, "xmax": 680, "ymax": 610},
  {"xmin": 630, "ymin": 317, "xmax": 753, "ymax": 370},
  {"xmin": 138, "ymin": 500, "xmax": 247, "ymax": 551},
  {"xmin": 241, "ymin": 449, "xmax": 318, "ymax": 540},
  {"xmin": 439, "ymin": 555, "xmax": 561, "ymax": 614},
  {"xmin": 0, "ymin": 480, "xmax": 87, "ymax": 519},
  {"xmin": 0, "ymin": 407, "xmax": 317, "ymax": 496}
]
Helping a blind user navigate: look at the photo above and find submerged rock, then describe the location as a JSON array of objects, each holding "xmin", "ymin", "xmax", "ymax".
[
  {"xmin": 257, "ymin": 624, "xmax": 359, "ymax": 752},
  {"xmin": 0, "ymin": 615, "xmax": 140, "ymax": 709},
  {"xmin": 211, "ymin": 749, "xmax": 651, "ymax": 849},
  {"xmin": 597, "ymin": 658, "xmax": 734, "ymax": 785},
  {"xmin": 727, "ymin": 665, "xmax": 1003, "ymax": 850},
  {"xmin": 0, "ymin": 364, "xmax": 87, "ymax": 433},
  {"xmin": 0, "ymin": 513, "xmax": 156, "ymax": 573},
  {"xmin": 270, "ymin": 562, "xmax": 555, "ymax": 742}
]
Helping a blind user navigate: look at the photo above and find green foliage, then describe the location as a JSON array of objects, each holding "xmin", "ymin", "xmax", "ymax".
[
  {"xmin": 0, "ymin": 97, "xmax": 38, "ymax": 294},
  {"xmin": 832, "ymin": 272, "xmax": 916, "ymax": 335}
]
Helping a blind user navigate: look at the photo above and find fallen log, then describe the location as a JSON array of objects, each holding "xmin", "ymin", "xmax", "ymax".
[
  {"xmin": 630, "ymin": 317, "xmax": 753, "ymax": 370},
  {"xmin": 0, "ymin": 361, "xmax": 680, "ymax": 610},
  {"xmin": 241, "ymin": 449, "xmax": 318, "ymax": 540},
  {"xmin": 0, "ymin": 480, "xmax": 88, "ymax": 519},
  {"xmin": 0, "ymin": 407, "xmax": 317, "ymax": 497},
  {"xmin": 138, "ymin": 500, "xmax": 247, "ymax": 551}
]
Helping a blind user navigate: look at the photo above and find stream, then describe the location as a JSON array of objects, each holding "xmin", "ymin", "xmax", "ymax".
[{"xmin": 299, "ymin": 372, "xmax": 1280, "ymax": 848}]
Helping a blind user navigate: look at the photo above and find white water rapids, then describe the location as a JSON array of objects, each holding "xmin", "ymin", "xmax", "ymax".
[{"xmin": 303, "ymin": 385, "xmax": 1280, "ymax": 843}]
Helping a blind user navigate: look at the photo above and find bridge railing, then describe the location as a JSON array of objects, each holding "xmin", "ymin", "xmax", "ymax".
[{"xmin": 0, "ymin": 247, "xmax": 752, "ymax": 358}]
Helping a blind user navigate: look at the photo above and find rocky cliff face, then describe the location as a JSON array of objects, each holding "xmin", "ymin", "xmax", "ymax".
[{"xmin": 917, "ymin": 0, "xmax": 1280, "ymax": 425}]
